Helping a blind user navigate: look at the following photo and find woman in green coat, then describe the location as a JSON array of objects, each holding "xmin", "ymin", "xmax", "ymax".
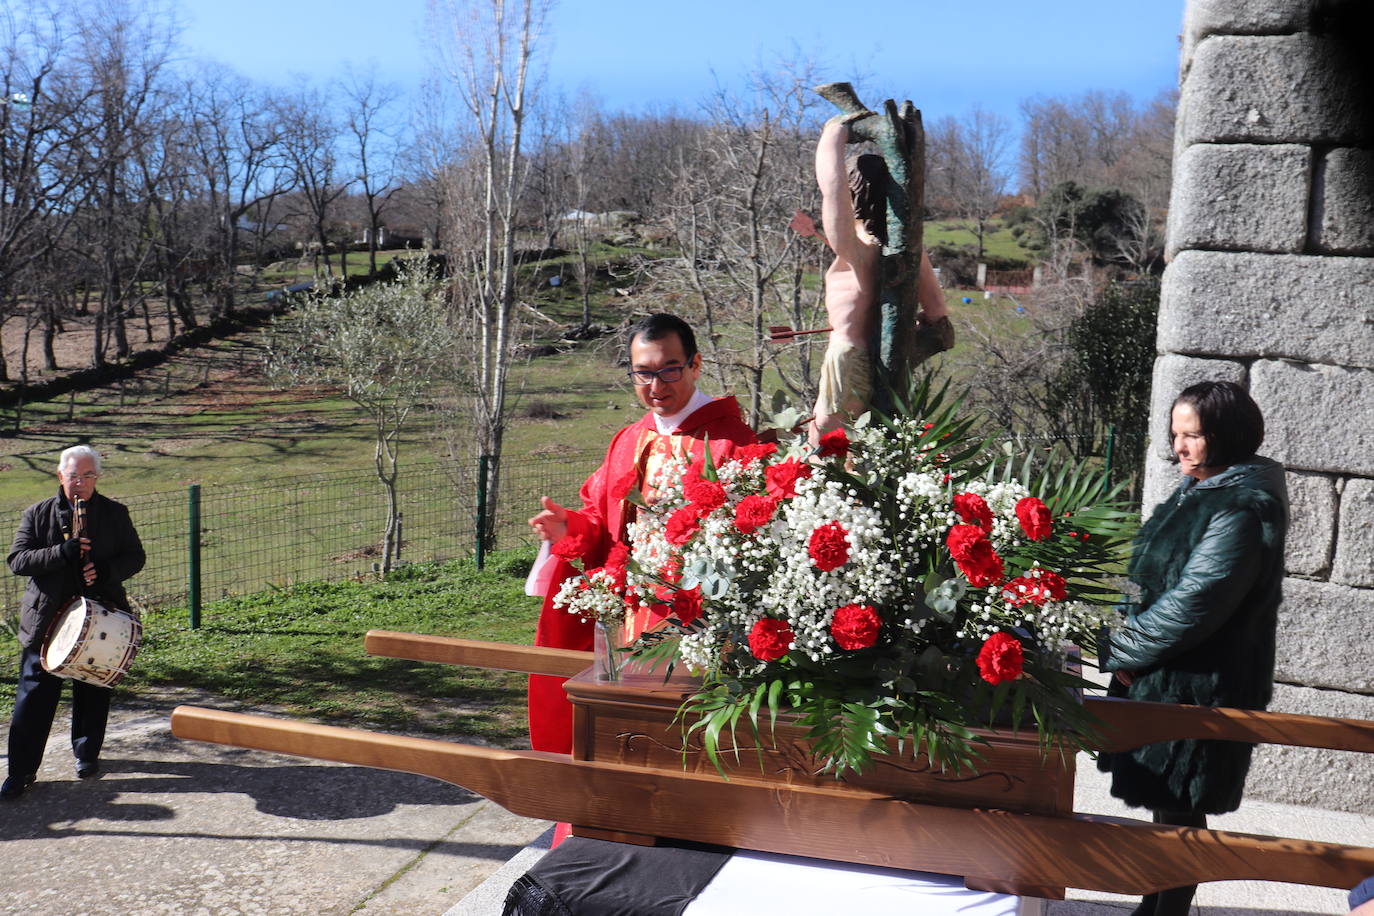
[{"xmin": 1100, "ymin": 380, "xmax": 1289, "ymax": 916}]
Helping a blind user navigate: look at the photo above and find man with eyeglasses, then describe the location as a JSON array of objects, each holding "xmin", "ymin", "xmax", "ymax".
[
  {"xmin": 526, "ymin": 314, "xmax": 757, "ymax": 755},
  {"xmin": 2, "ymin": 445, "xmax": 145, "ymax": 800}
]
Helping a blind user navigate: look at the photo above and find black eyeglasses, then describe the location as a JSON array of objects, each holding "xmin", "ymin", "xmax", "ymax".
[{"xmin": 627, "ymin": 364, "xmax": 689, "ymax": 386}]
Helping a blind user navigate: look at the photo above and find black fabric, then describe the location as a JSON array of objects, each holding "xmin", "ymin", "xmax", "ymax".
[
  {"xmin": 503, "ymin": 837, "xmax": 732, "ymax": 916},
  {"xmin": 504, "ymin": 874, "xmax": 573, "ymax": 916},
  {"xmin": 6, "ymin": 646, "xmax": 111, "ymax": 777},
  {"xmin": 8, "ymin": 489, "xmax": 146, "ymax": 649}
]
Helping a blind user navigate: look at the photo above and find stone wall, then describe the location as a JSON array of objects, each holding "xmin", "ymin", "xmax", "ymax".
[{"xmin": 1150, "ymin": 0, "xmax": 1374, "ymax": 812}]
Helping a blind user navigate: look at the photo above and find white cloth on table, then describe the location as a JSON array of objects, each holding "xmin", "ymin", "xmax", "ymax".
[{"xmin": 683, "ymin": 849, "xmax": 1026, "ymax": 916}]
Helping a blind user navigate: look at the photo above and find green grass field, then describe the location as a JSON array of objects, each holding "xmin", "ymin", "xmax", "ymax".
[
  {"xmin": 924, "ymin": 219, "xmax": 1034, "ymax": 264},
  {"xmin": 0, "ymin": 552, "xmax": 543, "ymax": 737}
]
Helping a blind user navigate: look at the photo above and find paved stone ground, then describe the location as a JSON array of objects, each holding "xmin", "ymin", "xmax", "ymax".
[
  {"xmin": 4, "ymin": 694, "xmax": 1370, "ymax": 915},
  {"xmin": 0, "ymin": 699, "xmax": 550, "ymax": 916}
]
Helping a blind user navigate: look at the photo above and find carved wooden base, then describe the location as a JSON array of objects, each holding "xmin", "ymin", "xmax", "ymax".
[{"xmin": 564, "ymin": 667, "xmax": 1076, "ymax": 897}]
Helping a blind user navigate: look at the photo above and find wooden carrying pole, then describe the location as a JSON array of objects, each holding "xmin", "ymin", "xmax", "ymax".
[
  {"xmin": 169, "ymin": 705, "xmax": 1374, "ymax": 897},
  {"xmin": 170, "ymin": 632, "xmax": 1374, "ymax": 899},
  {"xmin": 363, "ymin": 630, "xmax": 591, "ymax": 677},
  {"xmin": 363, "ymin": 631, "xmax": 1374, "ymax": 756}
]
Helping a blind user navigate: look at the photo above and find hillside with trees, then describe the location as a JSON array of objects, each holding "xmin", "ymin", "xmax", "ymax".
[{"xmin": 2, "ymin": 0, "xmax": 1172, "ymax": 515}]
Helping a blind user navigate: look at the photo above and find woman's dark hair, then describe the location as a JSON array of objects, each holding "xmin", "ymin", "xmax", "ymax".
[
  {"xmin": 1171, "ymin": 380, "xmax": 1265, "ymax": 469},
  {"xmin": 627, "ymin": 313, "xmax": 698, "ymax": 362},
  {"xmin": 848, "ymin": 154, "xmax": 889, "ymax": 247}
]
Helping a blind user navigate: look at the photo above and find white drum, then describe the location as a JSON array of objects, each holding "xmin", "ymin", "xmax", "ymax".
[{"xmin": 41, "ymin": 597, "xmax": 142, "ymax": 688}]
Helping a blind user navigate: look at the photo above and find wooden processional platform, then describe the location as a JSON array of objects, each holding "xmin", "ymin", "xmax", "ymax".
[{"xmin": 170, "ymin": 629, "xmax": 1374, "ymax": 901}]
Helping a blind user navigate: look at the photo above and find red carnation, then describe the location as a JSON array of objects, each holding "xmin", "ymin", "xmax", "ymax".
[
  {"xmin": 765, "ymin": 459, "xmax": 813, "ymax": 500},
  {"xmin": 831, "ymin": 603, "xmax": 880, "ymax": 650},
  {"xmin": 952, "ymin": 492, "xmax": 994, "ymax": 534},
  {"xmin": 808, "ymin": 522, "xmax": 851, "ymax": 572},
  {"xmin": 748, "ymin": 618, "xmax": 794, "ymax": 661},
  {"xmin": 1001, "ymin": 568, "xmax": 1068, "ymax": 607},
  {"xmin": 734, "ymin": 494, "xmax": 779, "ymax": 534},
  {"xmin": 1016, "ymin": 496, "xmax": 1053, "ymax": 541},
  {"xmin": 671, "ymin": 585, "xmax": 704, "ymax": 626},
  {"xmin": 976, "ymin": 632, "xmax": 1025, "ymax": 685},
  {"xmin": 664, "ymin": 507, "xmax": 702, "ymax": 546},
  {"xmin": 551, "ymin": 532, "xmax": 590, "ymax": 560},
  {"xmin": 736, "ymin": 442, "xmax": 779, "ymax": 465},
  {"xmin": 817, "ymin": 427, "xmax": 849, "ymax": 459},
  {"xmin": 945, "ymin": 524, "xmax": 1005, "ymax": 587},
  {"xmin": 684, "ymin": 478, "xmax": 727, "ymax": 514},
  {"xmin": 604, "ymin": 542, "xmax": 631, "ymax": 571}
]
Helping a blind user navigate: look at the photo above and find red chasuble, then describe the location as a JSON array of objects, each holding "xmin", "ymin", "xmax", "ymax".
[{"xmin": 529, "ymin": 396, "xmax": 757, "ymax": 753}]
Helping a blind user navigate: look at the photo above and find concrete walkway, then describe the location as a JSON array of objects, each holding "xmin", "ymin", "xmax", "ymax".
[
  {"xmin": 0, "ymin": 698, "xmax": 551, "ymax": 915},
  {"xmin": 3, "ymin": 695, "xmax": 1369, "ymax": 915}
]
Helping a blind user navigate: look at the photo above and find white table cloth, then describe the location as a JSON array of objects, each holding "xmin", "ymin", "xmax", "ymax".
[{"xmin": 684, "ymin": 849, "xmax": 1042, "ymax": 916}]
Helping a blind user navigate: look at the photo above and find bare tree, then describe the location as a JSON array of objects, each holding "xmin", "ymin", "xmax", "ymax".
[
  {"xmin": 405, "ymin": 75, "xmax": 467, "ymax": 251},
  {"xmin": 135, "ymin": 88, "xmax": 202, "ymax": 339},
  {"xmin": 429, "ymin": 0, "xmax": 550, "ymax": 544},
  {"xmin": 0, "ymin": 3, "xmax": 104, "ymax": 380},
  {"xmin": 947, "ymin": 274, "xmax": 1096, "ymax": 441},
  {"xmin": 277, "ymin": 83, "xmax": 352, "ymax": 281},
  {"xmin": 948, "ymin": 105, "xmax": 1011, "ymax": 260},
  {"xmin": 187, "ymin": 64, "xmax": 294, "ymax": 320},
  {"xmin": 586, "ymin": 109, "xmax": 704, "ymax": 218},
  {"xmin": 343, "ymin": 64, "xmax": 403, "ymax": 275},
  {"xmin": 69, "ymin": 1, "xmax": 177, "ymax": 365},
  {"xmin": 659, "ymin": 60, "xmax": 827, "ymax": 426},
  {"xmin": 564, "ymin": 94, "xmax": 607, "ymax": 330},
  {"xmin": 924, "ymin": 115, "xmax": 961, "ymax": 216},
  {"xmin": 1017, "ymin": 89, "xmax": 1176, "ymax": 205}
]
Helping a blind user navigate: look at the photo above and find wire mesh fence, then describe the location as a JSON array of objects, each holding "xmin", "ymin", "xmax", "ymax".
[
  {"xmin": 0, "ymin": 449, "xmax": 604, "ymax": 615},
  {"xmin": 0, "ymin": 430, "xmax": 1144, "ymax": 619}
]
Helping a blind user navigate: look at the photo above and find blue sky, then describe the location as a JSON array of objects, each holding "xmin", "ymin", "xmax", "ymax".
[{"xmin": 177, "ymin": 0, "xmax": 1184, "ymax": 123}]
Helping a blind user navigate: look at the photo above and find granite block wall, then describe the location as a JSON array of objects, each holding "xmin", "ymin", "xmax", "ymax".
[{"xmin": 1154, "ymin": 0, "xmax": 1374, "ymax": 812}]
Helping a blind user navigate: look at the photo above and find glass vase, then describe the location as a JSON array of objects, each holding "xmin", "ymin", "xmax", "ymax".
[{"xmin": 594, "ymin": 619, "xmax": 626, "ymax": 682}]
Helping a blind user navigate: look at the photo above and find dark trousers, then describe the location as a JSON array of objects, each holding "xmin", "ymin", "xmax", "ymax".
[
  {"xmin": 1132, "ymin": 809, "xmax": 1208, "ymax": 916},
  {"xmin": 6, "ymin": 647, "xmax": 110, "ymax": 777}
]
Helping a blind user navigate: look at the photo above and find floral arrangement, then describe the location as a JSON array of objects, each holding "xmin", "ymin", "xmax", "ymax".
[{"xmin": 554, "ymin": 380, "xmax": 1133, "ymax": 777}]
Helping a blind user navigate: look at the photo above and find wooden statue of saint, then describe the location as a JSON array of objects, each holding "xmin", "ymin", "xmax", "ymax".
[{"xmin": 808, "ymin": 83, "xmax": 953, "ymax": 444}]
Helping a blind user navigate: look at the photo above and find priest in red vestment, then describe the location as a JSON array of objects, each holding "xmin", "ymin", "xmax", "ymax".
[{"xmin": 527, "ymin": 314, "xmax": 757, "ymax": 754}]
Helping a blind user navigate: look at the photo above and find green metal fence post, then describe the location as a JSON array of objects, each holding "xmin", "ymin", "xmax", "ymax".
[
  {"xmin": 475, "ymin": 455, "xmax": 489, "ymax": 570},
  {"xmin": 188, "ymin": 483, "xmax": 202, "ymax": 629}
]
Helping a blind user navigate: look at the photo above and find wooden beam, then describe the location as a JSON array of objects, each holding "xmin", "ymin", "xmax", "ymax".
[
  {"xmin": 1085, "ymin": 696, "xmax": 1374, "ymax": 753},
  {"xmin": 360, "ymin": 633, "xmax": 1374, "ymax": 756},
  {"xmin": 363, "ymin": 630, "xmax": 591, "ymax": 677},
  {"xmin": 170, "ymin": 705, "xmax": 1374, "ymax": 897}
]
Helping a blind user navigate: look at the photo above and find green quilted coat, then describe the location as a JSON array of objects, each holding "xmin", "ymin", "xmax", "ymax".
[{"xmin": 1097, "ymin": 457, "xmax": 1288, "ymax": 814}]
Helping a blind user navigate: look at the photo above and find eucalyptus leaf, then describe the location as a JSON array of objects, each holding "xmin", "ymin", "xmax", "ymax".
[{"xmin": 701, "ymin": 574, "xmax": 730, "ymax": 599}]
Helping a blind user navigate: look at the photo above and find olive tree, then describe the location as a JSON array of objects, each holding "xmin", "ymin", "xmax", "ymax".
[{"xmin": 265, "ymin": 265, "xmax": 454, "ymax": 572}]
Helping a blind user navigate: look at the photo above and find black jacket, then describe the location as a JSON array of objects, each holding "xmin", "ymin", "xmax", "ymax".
[
  {"xmin": 8, "ymin": 489, "xmax": 146, "ymax": 649},
  {"xmin": 1098, "ymin": 457, "xmax": 1288, "ymax": 814}
]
